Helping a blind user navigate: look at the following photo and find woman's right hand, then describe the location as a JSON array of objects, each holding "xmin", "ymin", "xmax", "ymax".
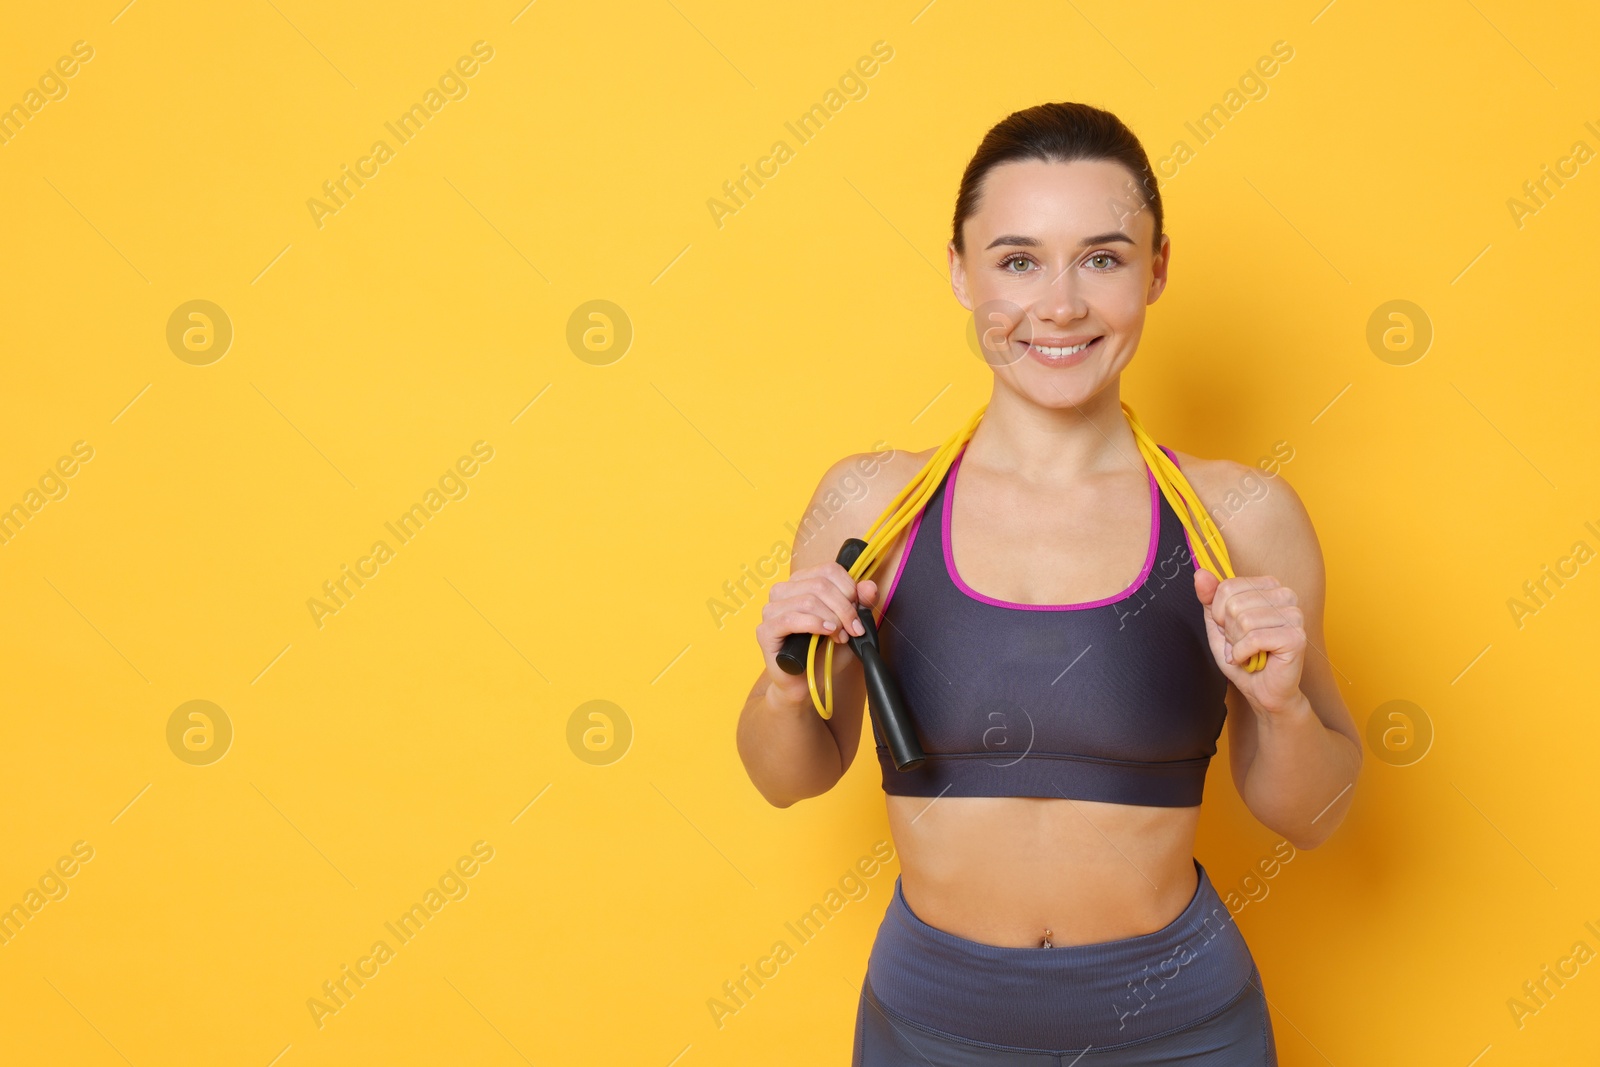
[{"xmin": 756, "ymin": 563, "xmax": 879, "ymax": 707}]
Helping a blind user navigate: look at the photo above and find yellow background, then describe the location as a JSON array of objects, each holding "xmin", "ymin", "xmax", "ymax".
[{"xmin": 2, "ymin": 0, "xmax": 1598, "ymax": 1063}]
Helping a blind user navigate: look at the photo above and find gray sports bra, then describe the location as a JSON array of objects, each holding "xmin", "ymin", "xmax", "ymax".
[{"xmin": 872, "ymin": 442, "xmax": 1229, "ymax": 807}]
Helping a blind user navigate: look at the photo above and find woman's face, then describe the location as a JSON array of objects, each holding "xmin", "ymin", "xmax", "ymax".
[{"xmin": 949, "ymin": 157, "xmax": 1169, "ymax": 410}]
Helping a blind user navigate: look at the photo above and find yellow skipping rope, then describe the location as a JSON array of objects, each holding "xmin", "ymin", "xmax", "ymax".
[{"xmin": 804, "ymin": 401, "xmax": 1266, "ymax": 720}]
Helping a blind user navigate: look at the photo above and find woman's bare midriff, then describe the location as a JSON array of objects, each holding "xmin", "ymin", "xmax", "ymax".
[{"xmin": 885, "ymin": 793, "xmax": 1202, "ymax": 948}]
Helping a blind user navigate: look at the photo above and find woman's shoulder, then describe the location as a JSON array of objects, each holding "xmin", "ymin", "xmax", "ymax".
[
  {"xmin": 789, "ymin": 443, "xmax": 939, "ymax": 573},
  {"xmin": 1161, "ymin": 447, "xmax": 1259, "ymax": 497},
  {"xmin": 1162, "ymin": 445, "xmax": 1318, "ymax": 575}
]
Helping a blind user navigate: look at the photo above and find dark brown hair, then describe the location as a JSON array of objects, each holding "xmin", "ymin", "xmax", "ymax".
[{"xmin": 950, "ymin": 102, "xmax": 1163, "ymax": 255}]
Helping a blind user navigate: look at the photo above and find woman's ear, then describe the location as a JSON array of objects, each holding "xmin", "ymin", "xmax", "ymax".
[
  {"xmin": 1147, "ymin": 233, "xmax": 1171, "ymax": 304},
  {"xmin": 948, "ymin": 242, "xmax": 972, "ymax": 311}
]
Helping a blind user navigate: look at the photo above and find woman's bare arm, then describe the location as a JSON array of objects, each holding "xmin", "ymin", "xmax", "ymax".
[
  {"xmin": 735, "ymin": 446, "xmax": 922, "ymax": 807},
  {"xmin": 1184, "ymin": 454, "xmax": 1362, "ymax": 849}
]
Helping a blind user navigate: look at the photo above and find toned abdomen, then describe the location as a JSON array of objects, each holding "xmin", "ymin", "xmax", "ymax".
[{"xmin": 885, "ymin": 793, "xmax": 1203, "ymax": 948}]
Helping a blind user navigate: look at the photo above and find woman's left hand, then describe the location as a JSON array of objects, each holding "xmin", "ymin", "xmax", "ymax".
[{"xmin": 1192, "ymin": 569, "xmax": 1308, "ymax": 716}]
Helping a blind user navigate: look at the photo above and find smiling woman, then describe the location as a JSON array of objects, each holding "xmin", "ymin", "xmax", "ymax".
[{"xmin": 736, "ymin": 101, "xmax": 1362, "ymax": 1065}]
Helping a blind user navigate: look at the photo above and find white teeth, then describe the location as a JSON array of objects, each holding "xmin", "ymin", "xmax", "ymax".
[{"xmin": 1031, "ymin": 340, "xmax": 1093, "ymax": 356}]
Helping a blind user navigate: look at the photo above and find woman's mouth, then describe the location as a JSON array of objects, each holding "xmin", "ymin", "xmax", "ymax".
[{"xmin": 1021, "ymin": 336, "xmax": 1102, "ymax": 367}]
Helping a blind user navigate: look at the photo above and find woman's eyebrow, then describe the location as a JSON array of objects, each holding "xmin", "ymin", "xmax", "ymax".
[{"xmin": 984, "ymin": 231, "xmax": 1134, "ymax": 250}]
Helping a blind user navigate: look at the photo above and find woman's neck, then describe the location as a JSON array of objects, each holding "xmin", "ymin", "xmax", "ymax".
[{"xmin": 966, "ymin": 380, "xmax": 1143, "ymax": 485}]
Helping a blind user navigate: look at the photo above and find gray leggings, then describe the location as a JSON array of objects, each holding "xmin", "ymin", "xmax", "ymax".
[{"xmin": 852, "ymin": 860, "xmax": 1277, "ymax": 1065}]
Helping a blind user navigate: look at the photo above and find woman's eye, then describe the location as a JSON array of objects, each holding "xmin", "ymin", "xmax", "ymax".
[
  {"xmin": 1001, "ymin": 255, "xmax": 1032, "ymax": 273},
  {"xmin": 1087, "ymin": 252, "xmax": 1121, "ymax": 269}
]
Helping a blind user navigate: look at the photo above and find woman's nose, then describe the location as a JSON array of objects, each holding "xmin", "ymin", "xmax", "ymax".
[{"xmin": 1035, "ymin": 265, "xmax": 1088, "ymax": 321}]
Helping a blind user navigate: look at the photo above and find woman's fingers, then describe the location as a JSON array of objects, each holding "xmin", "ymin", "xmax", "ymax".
[
  {"xmin": 1210, "ymin": 578, "xmax": 1296, "ymax": 643},
  {"xmin": 765, "ymin": 590, "xmax": 856, "ymax": 643},
  {"xmin": 770, "ymin": 567, "xmax": 866, "ymax": 637}
]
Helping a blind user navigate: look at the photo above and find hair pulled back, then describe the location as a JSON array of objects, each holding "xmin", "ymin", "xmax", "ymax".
[{"xmin": 951, "ymin": 101, "xmax": 1163, "ymax": 254}]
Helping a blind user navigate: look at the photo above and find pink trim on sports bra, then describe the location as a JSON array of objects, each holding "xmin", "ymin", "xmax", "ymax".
[
  {"xmin": 876, "ymin": 504, "xmax": 927, "ymax": 618},
  {"xmin": 1157, "ymin": 444, "xmax": 1203, "ymax": 576},
  {"xmin": 876, "ymin": 442, "xmax": 1198, "ymax": 619},
  {"xmin": 940, "ymin": 443, "xmax": 1161, "ymax": 611}
]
